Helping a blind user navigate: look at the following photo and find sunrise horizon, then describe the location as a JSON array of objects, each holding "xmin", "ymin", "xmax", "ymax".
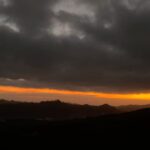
[
  {"xmin": 1, "ymin": 0, "xmax": 150, "ymax": 106},
  {"xmin": 1, "ymin": 85, "xmax": 150, "ymax": 106}
]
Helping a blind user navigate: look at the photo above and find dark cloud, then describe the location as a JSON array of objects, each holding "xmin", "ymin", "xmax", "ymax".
[
  {"xmin": 0, "ymin": 0, "xmax": 150, "ymax": 93},
  {"xmin": 0, "ymin": 0, "xmax": 58, "ymax": 35}
]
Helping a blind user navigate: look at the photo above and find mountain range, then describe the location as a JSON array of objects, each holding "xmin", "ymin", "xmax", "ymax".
[
  {"xmin": 0, "ymin": 99, "xmax": 120, "ymax": 120},
  {"xmin": 1, "ymin": 99, "xmax": 150, "ymax": 121},
  {"xmin": 117, "ymin": 104, "xmax": 150, "ymax": 112},
  {"xmin": 0, "ymin": 99, "xmax": 150, "ymax": 138}
]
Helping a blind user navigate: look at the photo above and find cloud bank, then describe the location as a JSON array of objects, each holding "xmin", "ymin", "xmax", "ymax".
[{"xmin": 0, "ymin": 0, "xmax": 150, "ymax": 93}]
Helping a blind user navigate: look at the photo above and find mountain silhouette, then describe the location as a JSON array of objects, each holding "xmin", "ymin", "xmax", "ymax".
[
  {"xmin": 118, "ymin": 104, "xmax": 150, "ymax": 112},
  {"xmin": 0, "ymin": 99, "xmax": 120, "ymax": 120},
  {"xmin": 0, "ymin": 105, "xmax": 150, "ymax": 138}
]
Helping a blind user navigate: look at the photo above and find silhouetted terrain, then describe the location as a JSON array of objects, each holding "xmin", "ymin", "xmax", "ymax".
[
  {"xmin": 0, "ymin": 99, "xmax": 150, "ymax": 138},
  {"xmin": 118, "ymin": 104, "xmax": 150, "ymax": 112},
  {"xmin": 0, "ymin": 108, "xmax": 150, "ymax": 138},
  {"xmin": 0, "ymin": 99, "xmax": 119, "ymax": 120}
]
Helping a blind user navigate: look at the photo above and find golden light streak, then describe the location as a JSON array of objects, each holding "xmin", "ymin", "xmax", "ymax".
[{"xmin": 0, "ymin": 85, "xmax": 150, "ymax": 100}]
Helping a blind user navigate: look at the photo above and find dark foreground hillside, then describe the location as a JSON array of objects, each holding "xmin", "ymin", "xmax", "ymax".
[
  {"xmin": 0, "ymin": 100, "xmax": 150, "ymax": 140},
  {"xmin": 0, "ymin": 108, "xmax": 150, "ymax": 139}
]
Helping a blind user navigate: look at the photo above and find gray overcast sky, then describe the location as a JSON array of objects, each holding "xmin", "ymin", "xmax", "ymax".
[{"xmin": 0, "ymin": 0, "xmax": 150, "ymax": 94}]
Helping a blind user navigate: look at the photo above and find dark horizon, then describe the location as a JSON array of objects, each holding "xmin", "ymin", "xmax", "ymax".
[{"xmin": 0, "ymin": 97, "xmax": 150, "ymax": 138}]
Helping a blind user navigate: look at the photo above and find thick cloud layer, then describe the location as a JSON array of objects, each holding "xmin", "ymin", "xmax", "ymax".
[{"xmin": 0, "ymin": 0, "xmax": 150, "ymax": 93}]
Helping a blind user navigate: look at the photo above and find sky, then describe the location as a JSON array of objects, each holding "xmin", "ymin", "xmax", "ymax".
[{"xmin": 1, "ymin": 0, "xmax": 150, "ymax": 105}]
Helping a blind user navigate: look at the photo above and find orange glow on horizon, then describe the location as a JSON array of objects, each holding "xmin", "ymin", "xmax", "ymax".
[{"xmin": 1, "ymin": 85, "xmax": 150, "ymax": 100}]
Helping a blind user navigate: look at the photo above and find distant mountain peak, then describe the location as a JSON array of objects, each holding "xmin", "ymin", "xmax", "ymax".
[
  {"xmin": 101, "ymin": 104, "xmax": 112, "ymax": 107},
  {"xmin": 40, "ymin": 99, "xmax": 63, "ymax": 104}
]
